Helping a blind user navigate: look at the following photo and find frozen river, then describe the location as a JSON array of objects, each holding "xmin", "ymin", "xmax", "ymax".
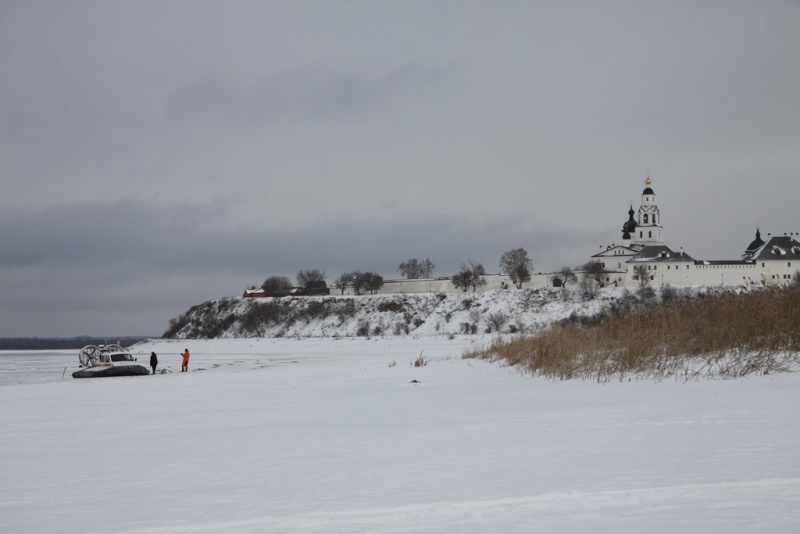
[
  {"xmin": 0, "ymin": 351, "xmax": 77, "ymax": 386},
  {"xmin": 2, "ymin": 337, "xmax": 800, "ymax": 533}
]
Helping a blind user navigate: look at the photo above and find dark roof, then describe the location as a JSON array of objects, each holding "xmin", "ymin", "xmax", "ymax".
[
  {"xmin": 744, "ymin": 236, "xmax": 800, "ymax": 261},
  {"xmin": 642, "ymin": 187, "xmax": 654, "ymax": 195},
  {"xmin": 622, "ymin": 206, "xmax": 637, "ymax": 234},
  {"xmin": 744, "ymin": 228, "xmax": 765, "ymax": 255},
  {"xmin": 629, "ymin": 245, "xmax": 694, "ymax": 262}
]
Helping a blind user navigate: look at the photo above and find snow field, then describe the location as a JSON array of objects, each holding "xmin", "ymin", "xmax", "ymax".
[{"xmin": 1, "ymin": 336, "xmax": 799, "ymax": 533}]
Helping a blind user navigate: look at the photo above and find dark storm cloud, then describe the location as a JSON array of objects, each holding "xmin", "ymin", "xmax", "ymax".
[
  {"xmin": 0, "ymin": 199, "xmax": 594, "ymax": 278},
  {"xmin": 0, "ymin": 198, "xmax": 599, "ymax": 336}
]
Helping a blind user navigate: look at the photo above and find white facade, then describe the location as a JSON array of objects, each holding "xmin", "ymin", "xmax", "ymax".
[
  {"xmin": 634, "ymin": 177, "xmax": 664, "ymax": 245},
  {"xmin": 593, "ymin": 177, "xmax": 800, "ymax": 288},
  {"xmin": 331, "ymin": 176, "xmax": 799, "ymax": 297}
]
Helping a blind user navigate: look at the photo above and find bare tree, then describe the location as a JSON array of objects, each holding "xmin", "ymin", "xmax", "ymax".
[
  {"xmin": 554, "ymin": 266, "xmax": 578, "ymax": 287},
  {"xmin": 333, "ymin": 272, "xmax": 353, "ymax": 295},
  {"xmin": 398, "ymin": 258, "xmax": 435, "ymax": 279},
  {"xmin": 297, "ymin": 269, "xmax": 326, "ymax": 288},
  {"xmin": 486, "ymin": 311, "xmax": 508, "ymax": 332},
  {"xmin": 343, "ymin": 271, "xmax": 384, "ymax": 295},
  {"xmin": 452, "ymin": 260, "xmax": 487, "ymax": 292},
  {"xmin": 470, "ymin": 261, "xmax": 487, "ymax": 291},
  {"xmin": 363, "ymin": 272, "xmax": 385, "ymax": 294},
  {"xmin": 261, "ymin": 276, "xmax": 292, "ymax": 295},
  {"xmin": 421, "ymin": 258, "xmax": 435, "ymax": 278},
  {"xmin": 633, "ymin": 264, "xmax": 650, "ymax": 288},
  {"xmin": 580, "ymin": 260, "xmax": 610, "ymax": 288},
  {"xmin": 451, "ymin": 270, "xmax": 472, "ymax": 292},
  {"xmin": 350, "ymin": 271, "xmax": 367, "ymax": 295},
  {"xmin": 499, "ymin": 248, "xmax": 533, "ymax": 289},
  {"xmin": 579, "ymin": 276, "xmax": 600, "ymax": 301}
]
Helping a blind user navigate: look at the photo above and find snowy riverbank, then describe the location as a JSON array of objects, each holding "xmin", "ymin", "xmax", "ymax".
[
  {"xmin": 2, "ymin": 335, "xmax": 799, "ymax": 533},
  {"xmin": 163, "ymin": 286, "xmax": 727, "ymax": 339}
]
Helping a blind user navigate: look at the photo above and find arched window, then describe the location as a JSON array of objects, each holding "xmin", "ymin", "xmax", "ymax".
[
  {"xmin": 653, "ymin": 214, "xmax": 657, "ymax": 224},
  {"xmin": 643, "ymin": 214, "xmax": 649, "ymax": 224}
]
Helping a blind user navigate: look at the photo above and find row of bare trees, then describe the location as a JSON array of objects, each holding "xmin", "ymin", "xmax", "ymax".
[
  {"xmin": 333, "ymin": 271, "xmax": 385, "ymax": 295},
  {"xmin": 397, "ymin": 258, "xmax": 435, "ymax": 279},
  {"xmin": 255, "ymin": 248, "xmax": 540, "ymax": 296},
  {"xmin": 550, "ymin": 261, "xmax": 651, "ymax": 301},
  {"xmin": 550, "ymin": 261, "xmax": 607, "ymax": 299},
  {"xmin": 398, "ymin": 249, "xmax": 535, "ymax": 292},
  {"xmin": 261, "ymin": 269, "xmax": 328, "ymax": 294},
  {"xmin": 258, "ymin": 269, "xmax": 385, "ymax": 296}
]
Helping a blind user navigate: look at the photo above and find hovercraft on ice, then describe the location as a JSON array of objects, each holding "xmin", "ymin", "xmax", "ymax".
[{"xmin": 72, "ymin": 344, "xmax": 149, "ymax": 378}]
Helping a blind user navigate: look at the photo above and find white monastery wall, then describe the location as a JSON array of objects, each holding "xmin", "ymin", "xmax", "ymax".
[{"xmin": 373, "ymin": 273, "xmax": 553, "ymax": 296}]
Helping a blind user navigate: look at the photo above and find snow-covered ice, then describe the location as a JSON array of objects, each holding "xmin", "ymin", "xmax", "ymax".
[{"xmin": 1, "ymin": 336, "xmax": 799, "ymax": 533}]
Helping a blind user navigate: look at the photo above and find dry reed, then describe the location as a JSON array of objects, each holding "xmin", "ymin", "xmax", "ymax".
[{"xmin": 464, "ymin": 282, "xmax": 800, "ymax": 382}]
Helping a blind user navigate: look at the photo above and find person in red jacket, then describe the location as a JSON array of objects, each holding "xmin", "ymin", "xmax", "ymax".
[{"xmin": 181, "ymin": 348, "xmax": 190, "ymax": 372}]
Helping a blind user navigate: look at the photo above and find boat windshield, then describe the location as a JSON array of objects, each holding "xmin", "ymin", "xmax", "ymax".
[{"xmin": 110, "ymin": 354, "xmax": 135, "ymax": 362}]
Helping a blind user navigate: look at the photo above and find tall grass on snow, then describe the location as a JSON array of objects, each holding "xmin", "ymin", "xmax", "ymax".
[{"xmin": 465, "ymin": 282, "xmax": 800, "ymax": 381}]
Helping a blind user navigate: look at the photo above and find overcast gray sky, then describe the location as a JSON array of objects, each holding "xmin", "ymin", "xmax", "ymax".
[{"xmin": 1, "ymin": 1, "xmax": 798, "ymax": 337}]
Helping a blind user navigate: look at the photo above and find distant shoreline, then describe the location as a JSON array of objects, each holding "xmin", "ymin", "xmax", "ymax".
[{"xmin": 0, "ymin": 337, "xmax": 155, "ymax": 351}]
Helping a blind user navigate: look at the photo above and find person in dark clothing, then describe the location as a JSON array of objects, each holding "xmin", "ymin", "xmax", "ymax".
[{"xmin": 150, "ymin": 352, "xmax": 158, "ymax": 375}]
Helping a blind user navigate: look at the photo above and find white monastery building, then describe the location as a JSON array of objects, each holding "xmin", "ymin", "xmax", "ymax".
[
  {"xmin": 375, "ymin": 176, "xmax": 799, "ymax": 294},
  {"xmin": 591, "ymin": 176, "xmax": 800, "ymax": 288},
  {"xmin": 246, "ymin": 177, "xmax": 799, "ymax": 297}
]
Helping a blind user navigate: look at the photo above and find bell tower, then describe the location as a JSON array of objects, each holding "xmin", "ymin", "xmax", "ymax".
[{"xmin": 634, "ymin": 175, "xmax": 663, "ymax": 245}]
